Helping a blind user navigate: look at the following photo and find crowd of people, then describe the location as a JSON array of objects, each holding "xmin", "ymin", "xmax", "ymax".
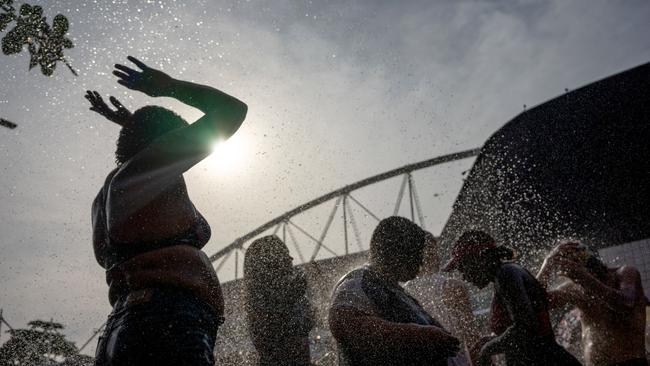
[
  {"xmin": 88, "ymin": 56, "xmax": 647, "ymax": 365},
  {"xmin": 328, "ymin": 220, "xmax": 647, "ymax": 366}
]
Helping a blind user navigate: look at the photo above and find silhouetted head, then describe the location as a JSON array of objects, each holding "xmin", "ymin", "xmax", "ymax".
[
  {"xmin": 243, "ymin": 235, "xmax": 299, "ymax": 313},
  {"xmin": 115, "ymin": 106, "xmax": 188, "ymax": 165},
  {"xmin": 420, "ymin": 231, "xmax": 441, "ymax": 274},
  {"xmin": 443, "ymin": 230, "xmax": 514, "ymax": 289},
  {"xmin": 244, "ymin": 235, "xmax": 293, "ymax": 279},
  {"xmin": 369, "ymin": 216, "xmax": 427, "ymax": 282}
]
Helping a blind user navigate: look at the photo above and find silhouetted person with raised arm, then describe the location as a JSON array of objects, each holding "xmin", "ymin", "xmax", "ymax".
[
  {"xmin": 243, "ymin": 235, "xmax": 315, "ymax": 366},
  {"xmin": 88, "ymin": 56, "xmax": 247, "ymax": 366},
  {"xmin": 329, "ymin": 216, "xmax": 461, "ymax": 366},
  {"xmin": 443, "ymin": 230, "xmax": 581, "ymax": 366},
  {"xmin": 537, "ymin": 242, "xmax": 648, "ymax": 366}
]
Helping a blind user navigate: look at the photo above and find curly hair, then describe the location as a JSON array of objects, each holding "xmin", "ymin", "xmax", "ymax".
[
  {"xmin": 369, "ymin": 216, "xmax": 427, "ymax": 266},
  {"xmin": 115, "ymin": 106, "xmax": 188, "ymax": 165}
]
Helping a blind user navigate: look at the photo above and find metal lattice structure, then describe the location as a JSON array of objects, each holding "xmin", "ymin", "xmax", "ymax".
[{"xmin": 209, "ymin": 148, "xmax": 481, "ymax": 279}]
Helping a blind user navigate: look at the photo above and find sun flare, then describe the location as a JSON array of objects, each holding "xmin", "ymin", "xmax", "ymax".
[{"xmin": 204, "ymin": 135, "xmax": 249, "ymax": 174}]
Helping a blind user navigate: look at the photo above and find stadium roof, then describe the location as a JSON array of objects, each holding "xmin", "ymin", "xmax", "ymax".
[{"xmin": 441, "ymin": 61, "xmax": 650, "ymax": 257}]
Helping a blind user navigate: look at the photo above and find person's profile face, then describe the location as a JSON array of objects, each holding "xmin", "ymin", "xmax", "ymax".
[
  {"xmin": 395, "ymin": 246, "xmax": 424, "ymax": 281},
  {"xmin": 458, "ymin": 255, "xmax": 491, "ymax": 288}
]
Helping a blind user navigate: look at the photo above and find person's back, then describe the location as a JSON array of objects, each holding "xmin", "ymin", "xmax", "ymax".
[
  {"xmin": 244, "ymin": 236, "xmax": 314, "ymax": 366},
  {"xmin": 491, "ymin": 264, "xmax": 579, "ymax": 366},
  {"xmin": 576, "ymin": 266, "xmax": 647, "ymax": 366},
  {"xmin": 492, "ymin": 263, "xmax": 554, "ymax": 339},
  {"xmin": 247, "ymin": 274, "xmax": 313, "ymax": 365}
]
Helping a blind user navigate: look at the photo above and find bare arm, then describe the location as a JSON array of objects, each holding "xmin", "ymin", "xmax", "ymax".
[
  {"xmin": 329, "ymin": 307, "xmax": 460, "ymax": 357},
  {"xmin": 546, "ymin": 281, "xmax": 587, "ymax": 310},
  {"xmin": 106, "ymin": 56, "xmax": 247, "ymax": 228},
  {"xmin": 536, "ymin": 242, "xmax": 580, "ymax": 289},
  {"xmin": 480, "ymin": 266, "xmax": 539, "ymax": 358},
  {"xmin": 536, "ymin": 246, "xmax": 587, "ymax": 310},
  {"xmin": 561, "ymin": 262, "xmax": 640, "ymax": 313}
]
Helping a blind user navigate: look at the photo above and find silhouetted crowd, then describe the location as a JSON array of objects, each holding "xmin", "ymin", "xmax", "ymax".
[
  {"xmin": 89, "ymin": 56, "xmax": 647, "ymax": 366},
  {"xmin": 245, "ymin": 217, "xmax": 648, "ymax": 366}
]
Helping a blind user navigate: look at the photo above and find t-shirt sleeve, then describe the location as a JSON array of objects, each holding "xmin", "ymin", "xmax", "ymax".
[{"xmin": 331, "ymin": 275, "xmax": 376, "ymax": 315}]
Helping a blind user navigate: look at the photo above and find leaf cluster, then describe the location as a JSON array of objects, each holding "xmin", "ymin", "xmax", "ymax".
[
  {"xmin": 0, "ymin": 319, "xmax": 88, "ymax": 366},
  {"xmin": 0, "ymin": 0, "xmax": 76, "ymax": 76}
]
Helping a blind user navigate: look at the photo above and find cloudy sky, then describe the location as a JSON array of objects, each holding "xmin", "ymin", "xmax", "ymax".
[{"xmin": 1, "ymin": 0, "xmax": 649, "ymax": 354}]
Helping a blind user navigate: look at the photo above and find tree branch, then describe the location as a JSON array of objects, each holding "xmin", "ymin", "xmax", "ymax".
[{"xmin": 61, "ymin": 56, "xmax": 77, "ymax": 76}]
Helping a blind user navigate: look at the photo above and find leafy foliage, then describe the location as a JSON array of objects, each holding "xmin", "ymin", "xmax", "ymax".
[
  {"xmin": 0, "ymin": 319, "xmax": 92, "ymax": 365},
  {"xmin": 0, "ymin": 1, "xmax": 76, "ymax": 76}
]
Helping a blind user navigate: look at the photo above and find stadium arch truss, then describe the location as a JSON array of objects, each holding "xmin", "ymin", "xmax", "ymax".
[{"xmin": 209, "ymin": 148, "xmax": 481, "ymax": 280}]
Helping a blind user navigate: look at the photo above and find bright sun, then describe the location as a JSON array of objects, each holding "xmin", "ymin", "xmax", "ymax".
[{"xmin": 205, "ymin": 135, "xmax": 249, "ymax": 174}]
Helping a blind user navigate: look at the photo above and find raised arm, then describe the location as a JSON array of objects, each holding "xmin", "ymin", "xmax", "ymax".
[
  {"xmin": 104, "ymin": 56, "xmax": 247, "ymax": 227},
  {"xmin": 536, "ymin": 242, "xmax": 578, "ymax": 289},
  {"xmin": 479, "ymin": 266, "xmax": 539, "ymax": 363},
  {"xmin": 546, "ymin": 281, "xmax": 587, "ymax": 310},
  {"xmin": 111, "ymin": 56, "xmax": 247, "ymax": 171},
  {"xmin": 558, "ymin": 261, "xmax": 640, "ymax": 313},
  {"xmin": 113, "ymin": 56, "xmax": 247, "ymax": 138}
]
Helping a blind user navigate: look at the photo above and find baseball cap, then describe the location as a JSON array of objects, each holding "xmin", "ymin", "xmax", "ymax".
[{"xmin": 442, "ymin": 231, "xmax": 496, "ymax": 272}]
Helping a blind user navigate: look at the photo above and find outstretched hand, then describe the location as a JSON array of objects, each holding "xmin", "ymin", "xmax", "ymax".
[
  {"xmin": 113, "ymin": 56, "xmax": 172, "ymax": 97},
  {"xmin": 85, "ymin": 91, "xmax": 132, "ymax": 127}
]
